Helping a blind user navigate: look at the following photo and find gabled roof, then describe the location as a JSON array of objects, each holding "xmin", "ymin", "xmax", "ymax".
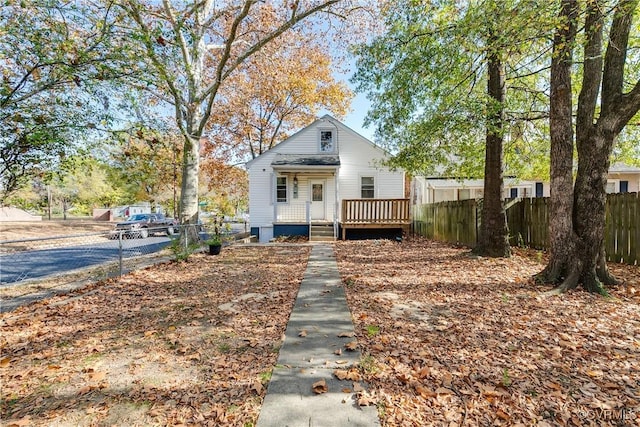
[{"xmin": 244, "ymin": 114, "xmax": 388, "ymax": 169}]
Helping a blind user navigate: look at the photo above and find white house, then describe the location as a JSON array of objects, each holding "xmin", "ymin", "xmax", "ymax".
[
  {"xmin": 246, "ymin": 115, "xmax": 407, "ymax": 242},
  {"xmin": 411, "ymin": 177, "xmax": 549, "ymax": 205},
  {"xmin": 607, "ymin": 163, "xmax": 640, "ymax": 193},
  {"xmin": 412, "ymin": 162, "xmax": 640, "ymax": 205}
]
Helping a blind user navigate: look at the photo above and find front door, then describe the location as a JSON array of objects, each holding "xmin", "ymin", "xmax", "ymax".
[{"xmin": 310, "ymin": 180, "xmax": 325, "ymax": 220}]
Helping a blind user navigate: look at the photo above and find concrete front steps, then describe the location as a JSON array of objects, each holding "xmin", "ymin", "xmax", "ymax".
[{"xmin": 309, "ymin": 224, "xmax": 335, "ymax": 242}]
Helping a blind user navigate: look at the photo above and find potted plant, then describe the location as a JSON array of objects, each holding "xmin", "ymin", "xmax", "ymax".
[
  {"xmin": 206, "ymin": 235, "xmax": 222, "ymax": 255},
  {"xmin": 205, "ymin": 214, "xmax": 224, "ymax": 255}
]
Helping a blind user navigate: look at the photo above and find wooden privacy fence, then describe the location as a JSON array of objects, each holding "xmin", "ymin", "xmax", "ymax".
[
  {"xmin": 506, "ymin": 198, "xmax": 549, "ymax": 250},
  {"xmin": 606, "ymin": 192, "xmax": 639, "ymax": 265},
  {"xmin": 412, "ymin": 192, "xmax": 639, "ymax": 266},
  {"xmin": 412, "ymin": 199, "xmax": 478, "ymax": 247}
]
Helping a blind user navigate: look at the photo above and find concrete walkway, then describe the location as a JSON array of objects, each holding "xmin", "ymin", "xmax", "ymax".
[{"xmin": 256, "ymin": 244, "xmax": 379, "ymax": 427}]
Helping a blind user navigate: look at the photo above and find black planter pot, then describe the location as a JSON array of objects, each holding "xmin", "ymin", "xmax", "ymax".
[{"xmin": 208, "ymin": 244, "xmax": 222, "ymax": 255}]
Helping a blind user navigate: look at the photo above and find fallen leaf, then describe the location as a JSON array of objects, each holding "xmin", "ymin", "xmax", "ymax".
[
  {"xmin": 312, "ymin": 379, "xmax": 328, "ymax": 394},
  {"xmin": 334, "ymin": 368, "xmax": 361, "ymax": 381},
  {"xmin": 78, "ymin": 385, "xmax": 95, "ymax": 395},
  {"xmin": 0, "ymin": 357, "xmax": 10, "ymax": 368},
  {"xmin": 251, "ymin": 381, "xmax": 263, "ymax": 395},
  {"xmin": 357, "ymin": 393, "xmax": 375, "ymax": 406},
  {"xmin": 344, "ymin": 341, "xmax": 358, "ymax": 351},
  {"xmin": 337, "ymin": 332, "xmax": 354, "ymax": 338},
  {"xmin": 442, "ymin": 371, "xmax": 452, "ymax": 387},
  {"xmin": 334, "ymin": 369, "xmax": 347, "ymax": 380},
  {"xmin": 298, "ymin": 330, "xmax": 307, "ymax": 337},
  {"xmin": 415, "ymin": 384, "xmax": 436, "ymax": 398},
  {"xmin": 435, "ymin": 387, "xmax": 452, "ymax": 395},
  {"xmin": 496, "ymin": 409, "xmax": 510, "ymax": 421},
  {"xmin": 7, "ymin": 415, "xmax": 30, "ymax": 427},
  {"xmin": 88, "ymin": 371, "xmax": 106, "ymax": 381},
  {"xmin": 416, "ymin": 366, "xmax": 430, "ymax": 379}
]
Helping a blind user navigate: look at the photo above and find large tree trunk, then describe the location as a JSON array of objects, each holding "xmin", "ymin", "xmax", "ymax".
[
  {"xmin": 570, "ymin": 131, "xmax": 617, "ymax": 292},
  {"xmin": 536, "ymin": 0, "xmax": 579, "ymax": 284},
  {"xmin": 474, "ymin": 49, "xmax": 510, "ymax": 258},
  {"xmin": 179, "ymin": 131, "xmax": 201, "ymax": 244},
  {"xmin": 541, "ymin": 0, "xmax": 640, "ymax": 294}
]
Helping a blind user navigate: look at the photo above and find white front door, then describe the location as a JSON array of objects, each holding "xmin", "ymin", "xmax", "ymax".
[{"xmin": 310, "ymin": 180, "xmax": 325, "ymax": 220}]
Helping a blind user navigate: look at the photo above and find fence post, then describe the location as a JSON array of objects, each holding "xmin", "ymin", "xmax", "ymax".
[{"xmin": 118, "ymin": 230, "xmax": 123, "ymax": 277}]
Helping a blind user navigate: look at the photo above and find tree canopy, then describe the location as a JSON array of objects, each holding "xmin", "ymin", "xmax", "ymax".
[
  {"xmin": 352, "ymin": 0, "xmax": 556, "ymax": 179},
  {"xmin": 2, "ymin": 0, "xmax": 370, "ymax": 219},
  {"xmin": 0, "ymin": 1, "xmax": 135, "ymax": 203},
  {"xmin": 205, "ymin": 28, "xmax": 352, "ymax": 164},
  {"xmin": 115, "ymin": 0, "xmax": 368, "ymax": 237}
]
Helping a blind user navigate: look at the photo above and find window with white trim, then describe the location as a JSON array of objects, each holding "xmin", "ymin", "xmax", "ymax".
[
  {"xmin": 319, "ymin": 130, "xmax": 335, "ymax": 152},
  {"xmin": 276, "ymin": 177, "xmax": 287, "ymax": 203},
  {"xmin": 361, "ymin": 176, "xmax": 375, "ymax": 198},
  {"xmin": 620, "ymin": 180, "xmax": 629, "ymax": 193},
  {"xmin": 459, "ymin": 189, "xmax": 471, "ymax": 200}
]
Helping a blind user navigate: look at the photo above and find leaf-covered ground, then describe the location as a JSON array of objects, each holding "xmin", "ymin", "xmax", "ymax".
[
  {"xmin": 2, "ymin": 238, "xmax": 639, "ymax": 426},
  {"xmin": 335, "ymin": 238, "xmax": 640, "ymax": 426},
  {"xmin": 1, "ymin": 246, "xmax": 309, "ymax": 426}
]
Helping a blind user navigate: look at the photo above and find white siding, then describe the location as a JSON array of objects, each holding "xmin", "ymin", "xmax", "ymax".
[
  {"xmin": 608, "ymin": 173, "xmax": 640, "ymax": 193},
  {"xmin": 247, "ymin": 116, "xmax": 405, "ymax": 229},
  {"xmin": 248, "ymin": 151, "xmax": 277, "ymax": 229},
  {"xmin": 269, "ymin": 125, "xmax": 324, "ymax": 155},
  {"xmin": 337, "ymin": 128, "xmax": 404, "ymax": 201}
]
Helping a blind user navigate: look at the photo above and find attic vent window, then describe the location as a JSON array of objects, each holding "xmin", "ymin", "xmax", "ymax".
[{"xmin": 319, "ymin": 130, "xmax": 335, "ymax": 152}]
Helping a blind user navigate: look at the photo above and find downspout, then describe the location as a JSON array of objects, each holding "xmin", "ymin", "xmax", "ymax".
[
  {"xmin": 334, "ymin": 167, "xmax": 339, "ymax": 240},
  {"xmin": 272, "ymin": 172, "xmax": 277, "ymax": 225},
  {"xmin": 333, "ymin": 119, "xmax": 340, "ymax": 241},
  {"xmin": 306, "ymin": 200, "xmax": 311, "ymax": 240}
]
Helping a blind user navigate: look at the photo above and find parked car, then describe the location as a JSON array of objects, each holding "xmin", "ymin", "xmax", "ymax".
[{"xmin": 109, "ymin": 213, "xmax": 178, "ymax": 239}]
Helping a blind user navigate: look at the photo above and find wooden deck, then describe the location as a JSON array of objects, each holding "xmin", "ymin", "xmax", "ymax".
[{"xmin": 340, "ymin": 199, "xmax": 410, "ymax": 239}]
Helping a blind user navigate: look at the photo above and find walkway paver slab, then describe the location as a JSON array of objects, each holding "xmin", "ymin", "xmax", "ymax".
[{"xmin": 256, "ymin": 244, "xmax": 379, "ymax": 427}]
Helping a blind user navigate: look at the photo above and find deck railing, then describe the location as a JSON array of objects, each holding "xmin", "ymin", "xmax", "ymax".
[{"xmin": 341, "ymin": 199, "xmax": 411, "ymax": 224}]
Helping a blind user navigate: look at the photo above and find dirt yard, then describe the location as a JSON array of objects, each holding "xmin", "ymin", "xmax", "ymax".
[
  {"xmin": 1, "ymin": 245, "xmax": 310, "ymax": 426},
  {"xmin": 335, "ymin": 239, "xmax": 640, "ymax": 426},
  {"xmin": 1, "ymin": 236, "xmax": 639, "ymax": 426},
  {"xmin": 0, "ymin": 220, "xmax": 114, "ymax": 241}
]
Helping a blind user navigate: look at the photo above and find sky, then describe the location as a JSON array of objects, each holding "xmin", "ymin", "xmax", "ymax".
[
  {"xmin": 341, "ymin": 90, "xmax": 375, "ymax": 141},
  {"xmin": 325, "ymin": 58, "xmax": 376, "ymax": 142}
]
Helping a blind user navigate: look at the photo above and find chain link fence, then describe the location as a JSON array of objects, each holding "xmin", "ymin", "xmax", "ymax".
[{"xmin": 0, "ymin": 224, "xmax": 212, "ymax": 311}]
